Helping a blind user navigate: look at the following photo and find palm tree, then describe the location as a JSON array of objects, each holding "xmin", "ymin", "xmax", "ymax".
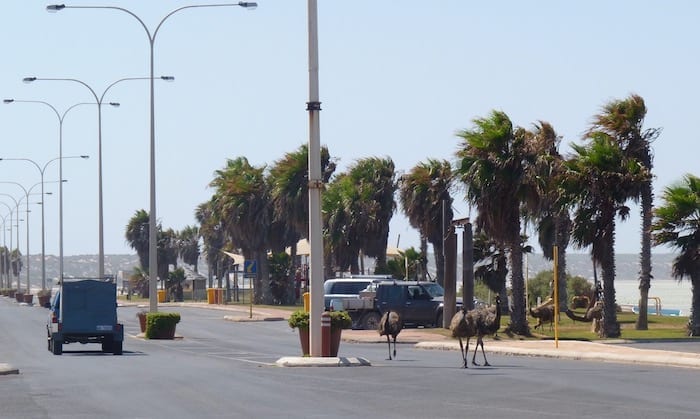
[
  {"xmin": 588, "ymin": 94, "xmax": 661, "ymax": 330},
  {"xmin": 564, "ymin": 132, "xmax": 650, "ymax": 338},
  {"xmin": 455, "ymin": 110, "xmax": 538, "ymax": 335},
  {"xmin": 528, "ymin": 121, "xmax": 572, "ymax": 310},
  {"xmin": 195, "ymin": 199, "xmax": 227, "ymax": 287},
  {"xmin": 652, "ymin": 174, "xmax": 700, "ymax": 335},
  {"xmin": 268, "ymin": 144, "xmax": 335, "ymax": 300},
  {"xmin": 351, "ymin": 157, "xmax": 397, "ymax": 273},
  {"xmin": 399, "ymin": 159, "xmax": 454, "ymax": 286},
  {"xmin": 125, "ymin": 209, "xmax": 150, "ymax": 272},
  {"xmin": 178, "ymin": 225, "xmax": 200, "ymax": 272},
  {"xmin": 323, "ymin": 172, "xmax": 362, "ymax": 274},
  {"xmin": 158, "ymin": 228, "xmax": 179, "ymax": 288},
  {"xmin": 209, "ymin": 157, "xmax": 272, "ymax": 303},
  {"xmin": 322, "ymin": 157, "xmax": 396, "ymax": 275}
]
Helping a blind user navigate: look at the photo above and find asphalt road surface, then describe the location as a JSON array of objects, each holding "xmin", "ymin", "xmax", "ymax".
[{"xmin": 1, "ymin": 299, "xmax": 699, "ymax": 419}]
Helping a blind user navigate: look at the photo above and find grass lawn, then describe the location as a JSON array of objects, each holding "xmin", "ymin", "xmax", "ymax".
[{"xmin": 518, "ymin": 310, "xmax": 692, "ymax": 340}]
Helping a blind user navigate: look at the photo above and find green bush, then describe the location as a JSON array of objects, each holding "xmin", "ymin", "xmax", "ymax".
[
  {"xmin": 527, "ymin": 270, "xmax": 594, "ymax": 306},
  {"xmin": 288, "ymin": 310, "xmax": 352, "ymax": 331},
  {"xmin": 145, "ymin": 312, "xmax": 181, "ymax": 339}
]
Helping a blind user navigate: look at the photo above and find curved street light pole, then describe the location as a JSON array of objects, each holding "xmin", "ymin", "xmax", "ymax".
[
  {"xmin": 0, "ymin": 205, "xmax": 14, "ymax": 288},
  {"xmin": 48, "ymin": 2, "xmax": 257, "ymax": 312},
  {"xmin": 22, "ymin": 76, "xmax": 170, "ymax": 279},
  {"xmin": 0, "ymin": 156, "xmax": 88, "ymax": 289},
  {"xmin": 3, "ymin": 100, "xmax": 104, "ymax": 302},
  {"xmin": 0, "ymin": 181, "xmax": 48, "ymax": 294},
  {"xmin": 0, "ymin": 194, "xmax": 21, "ymax": 291}
]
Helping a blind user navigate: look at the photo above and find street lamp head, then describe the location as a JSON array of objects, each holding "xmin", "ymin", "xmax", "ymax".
[
  {"xmin": 160, "ymin": 76, "xmax": 175, "ymax": 81},
  {"xmin": 108, "ymin": 102, "xmax": 120, "ymax": 107},
  {"xmin": 22, "ymin": 77, "xmax": 37, "ymax": 83},
  {"xmin": 46, "ymin": 4, "xmax": 66, "ymax": 12},
  {"xmin": 80, "ymin": 155, "xmax": 89, "ymax": 159},
  {"xmin": 239, "ymin": 2, "xmax": 258, "ymax": 9},
  {"xmin": 3, "ymin": 99, "xmax": 14, "ymax": 104}
]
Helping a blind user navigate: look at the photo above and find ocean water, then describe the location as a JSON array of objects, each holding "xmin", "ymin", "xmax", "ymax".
[
  {"xmin": 614, "ymin": 279, "xmax": 692, "ymax": 316},
  {"xmin": 424, "ymin": 252, "xmax": 695, "ymax": 316}
]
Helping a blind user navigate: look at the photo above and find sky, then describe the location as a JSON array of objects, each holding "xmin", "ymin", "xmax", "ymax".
[{"xmin": 0, "ymin": 1, "xmax": 697, "ymax": 262}]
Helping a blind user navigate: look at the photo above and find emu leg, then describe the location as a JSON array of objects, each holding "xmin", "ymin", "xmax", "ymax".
[
  {"xmin": 392, "ymin": 336, "xmax": 397, "ymax": 359},
  {"xmin": 458, "ymin": 337, "xmax": 468, "ymax": 368},
  {"xmin": 386, "ymin": 335, "xmax": 392, "ymax": 360},
  {"xmin": 472, "ymin": 337, "xmax": 491, "ymax": 366}
]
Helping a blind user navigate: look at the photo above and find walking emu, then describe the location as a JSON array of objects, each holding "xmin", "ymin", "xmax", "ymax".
[
  {"xmin": 378, "ymin": 310, "xmax": 403, "ymax": 360},
  {"xmin": 530, "ymin": 302, "xmax": 556, "ymax": 331},
  {"xmin": 450, "ymin": 295, "xmax": 502, "ymax": 367},
  {"xmin": 449, "ymin": 306, "xmax": 477, "ymax": 368}
]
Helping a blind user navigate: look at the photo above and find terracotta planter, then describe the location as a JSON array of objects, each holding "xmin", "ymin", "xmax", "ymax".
[
  {"xmin": 297, "ymin": 328, "xmax": 342, "ymax": 356},
  {"xmin": 38, "ymin": 295, "xmax": 51, "ymax": 308},
  {"xmin": 330, "ymin": 329, "xmax": 342, "ymax": 357},
  {"xmin": 23, "ymin": 294, "xmax": 33, "ymax": 304},
  {"xmin": 149, "ymin": 325, "xmax": 176, "ymax": 339},
  {"xmin": 8, "ymin": 290, "xmax": 16, "ymax": 298},
  {"xmin": 15, "ymin": 292, "xmax": 24, "ymax": 303},
  {"xmin": 298, "ymin": 328, "xmax": 310, "ymax": 356},
  {"xmin": 137, "ymin": 312, "xmax": 147, "ymax": 333}
]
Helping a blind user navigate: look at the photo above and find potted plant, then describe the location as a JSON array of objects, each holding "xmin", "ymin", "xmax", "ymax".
[
  {"xmin": 37, "ymin": 289, "xmax": 52, "ymax": 308},
  {"xmin": 288, "ymin": 310, "xmax": 352, "ymax": 356},
  {"xmin": 144, "ymin": 312, "xmax": 180, "ymax": 339}
]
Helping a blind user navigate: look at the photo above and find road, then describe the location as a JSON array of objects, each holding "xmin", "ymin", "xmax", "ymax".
[{"xmin": 1, "ymin": 298, "xmax": 699, "ymax": 419}]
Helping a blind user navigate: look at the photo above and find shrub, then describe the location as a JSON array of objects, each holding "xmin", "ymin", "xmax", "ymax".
[
  {"xmin": 288, "ymin": 310, "xmax": 352, "ymax": 331},
  {"xmin": 145, "ymin": 312, "xmax": 181, "ymax": 339},
  {"xmin": 37, "ymin": 289, "xmax": 52, "ymax": 298}
]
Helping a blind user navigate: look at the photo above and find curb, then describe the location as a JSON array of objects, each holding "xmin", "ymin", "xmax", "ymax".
[
  {"xmin": 276, "ymin": 356, "xmax": 371, "ymax": 367},
  {"xmin": 0, "ymin": 363, "xmax": 19, "ymax": 375},
  {"xmin": 415, "ymin": 341, "xmax": 700, "ymax": 369},
  {"xmin": 223, "ymin": 315, "xmax": 285, "ymax": 322}
]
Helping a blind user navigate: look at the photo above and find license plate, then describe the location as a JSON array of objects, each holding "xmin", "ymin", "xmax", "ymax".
[{"xmin": 96, "ymin": 325, "xmax": 113, "ymax": 331}]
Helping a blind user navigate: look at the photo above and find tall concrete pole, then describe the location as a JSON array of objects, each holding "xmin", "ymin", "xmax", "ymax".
[{"xmin": 307, "ymin": 0, "xmax": 323, "ymax": 356}]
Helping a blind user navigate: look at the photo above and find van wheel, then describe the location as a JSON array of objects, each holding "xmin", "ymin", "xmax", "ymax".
[
  {"xmin": 52, "ymin": 339, "xmax": 63, "ymax": 355},
  {"xmin": 101, "ymin": 338, "xmax": 113, "ymax": 353},
  {"xmin": 361, "ymin": 312, "xmax": 381, "ymax": 330}
]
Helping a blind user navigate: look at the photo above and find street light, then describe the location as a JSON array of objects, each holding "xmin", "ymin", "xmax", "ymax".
[
  {"xmin": 21, "ymin": 76, "xmax": 170, "ymax": 280},
  {"xmin": 3, "ymin": 100, "xmax": 111, "ymax": 288},
  {"xmin": 0, "ymin": 181, "xmax": 54, "ymax": 294},
  {"xmin": 0, "ymin": 204, "xmax": 15, "ymax": 289},
  {"xmin": 47, "ymin": 2, "xmax": 256, "ymax": 312},
  {"xmin": 0, "ymin": 156, "xmax": 89, "ymax": 289},
  {"xmin": 0, "ymin": 194, "xmax": 21, "ymax": 291}
]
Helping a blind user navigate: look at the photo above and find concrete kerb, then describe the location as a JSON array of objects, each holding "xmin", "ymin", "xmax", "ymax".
[
  {"xmin": 0, "ymin": 363, "xmax": 19, "ymax": 375},
  {"xmin": 415, "ymin": 340, "xmax": 700, "ymax": 369},
  {"xmin": 276, "ymin": 356, "xmax": 371, "ymax": 367}
]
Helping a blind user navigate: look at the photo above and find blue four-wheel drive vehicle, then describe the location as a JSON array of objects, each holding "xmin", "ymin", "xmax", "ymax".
[{"xmin": 46, "ymin": 279, "xmax": 124, "ymax": 355}]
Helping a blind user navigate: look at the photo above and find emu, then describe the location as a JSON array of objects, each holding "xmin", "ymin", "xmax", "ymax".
[
  {"xmin": 530, "ymin": 303, "xmax": 556, "ymax": 331},
  {"xmin": 378, "ymin": 310, "xmax": 403, "ymax": 360},
  {"xmin": 450, "ymin": 295, "xmax": 502, "ymax": 367}
]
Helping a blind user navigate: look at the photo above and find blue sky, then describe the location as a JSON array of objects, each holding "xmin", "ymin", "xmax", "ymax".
[{"xmin": 0, "ymin": 1, "xmax": 697, "ymax": 259}]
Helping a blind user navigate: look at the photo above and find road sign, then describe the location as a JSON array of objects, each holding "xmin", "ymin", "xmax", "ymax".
[{"xmin": 244, "ymin": 260, "xmax": 257, "ymax": 277}]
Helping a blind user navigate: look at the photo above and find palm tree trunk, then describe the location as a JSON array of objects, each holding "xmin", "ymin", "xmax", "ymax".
[
  {"xmin": 690, "ymin": 276, "xmax": 700, "ymax": 336},
  {"xmin": 420, "ymin": 236, "xmax": 428, "ymax": 281},
  {"xmin": 599, "ymin": 220, "xmax": 621, "ymax": 338},
  {"xmin": 508, "ymin": 236, "xmax": 528, "ymax": 335},
  {"xmin": 636, "ymin": 182, "xmax": 653, "ymax": 330},
  {"xmin": 555, "ymin": 215, "xmax": 571, "ymax": 311}
]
